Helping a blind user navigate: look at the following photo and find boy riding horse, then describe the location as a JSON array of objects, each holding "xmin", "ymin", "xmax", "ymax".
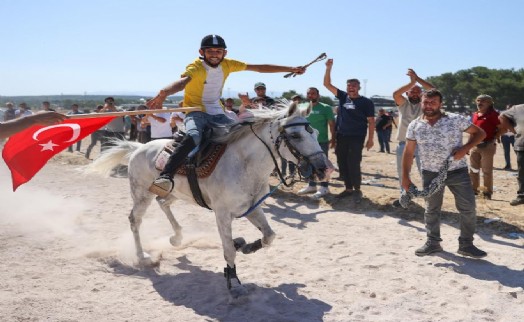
[{"xmin": 147, "ymin": 34, "xmax": 306, "ymax": 195}]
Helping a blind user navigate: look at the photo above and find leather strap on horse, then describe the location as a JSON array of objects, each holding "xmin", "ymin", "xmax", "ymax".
[
  {"xmin": 186, "ymin": 162, "xmax": 212, "ymax": 210},
  {"xmin": 249, "ymin": 123, "xmax": 293, "ymax": 187}
]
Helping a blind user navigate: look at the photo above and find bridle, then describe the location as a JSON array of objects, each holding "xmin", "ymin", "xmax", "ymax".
[
  {"xmin": 238, "ymin": 118, "xmax": 324, "ymax": 219},
  {"xmin": 249, "ymin": 118, "xmax": 324, "ymax": 187}
]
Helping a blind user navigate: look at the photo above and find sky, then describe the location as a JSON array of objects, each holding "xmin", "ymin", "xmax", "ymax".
[{"xmin": 1, "ymin": 0, "xmax": 524, "ymax": 99}]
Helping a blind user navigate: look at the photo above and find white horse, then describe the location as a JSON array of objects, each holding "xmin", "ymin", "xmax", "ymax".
[{"xmin": 86, "ymin": 102, "xmax": 329, "ymax": 296}]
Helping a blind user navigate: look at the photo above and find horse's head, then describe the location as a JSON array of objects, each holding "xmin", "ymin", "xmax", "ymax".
[{"xmin": 275, "ymin": 102, "xmax": 331, "ymax": 181}]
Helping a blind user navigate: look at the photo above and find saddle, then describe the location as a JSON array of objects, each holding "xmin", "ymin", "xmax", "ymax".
[{"xmin": 154, "ymin": 129, "xmax": 227, "ymax": 209}]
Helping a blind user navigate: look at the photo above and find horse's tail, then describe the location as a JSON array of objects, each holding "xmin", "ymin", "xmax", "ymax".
[{"xmin": 84, "ymin": 139, "xmax": 143, "ymax": 177}]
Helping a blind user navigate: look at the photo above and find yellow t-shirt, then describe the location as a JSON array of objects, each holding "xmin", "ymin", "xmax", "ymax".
[{"xmin": 182, "ymin": 58, "xmax": 247, "ymax": 115}]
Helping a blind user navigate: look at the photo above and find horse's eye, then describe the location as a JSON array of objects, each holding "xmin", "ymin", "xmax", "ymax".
[
  {"xmin": 290, "ymin": 133, "xmax": 301, "ymax": 139},
  {"xmin": 305, "ymin": 125, "xmax": 314, "ymax": 134}
]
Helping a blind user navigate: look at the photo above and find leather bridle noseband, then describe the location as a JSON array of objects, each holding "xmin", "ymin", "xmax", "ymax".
[
  {"xmin": 249, "ymin": 119, "xmax": 324, "ymax": 187},
  {"xmin": 238, "ymin": 119, "xmax": 324, "ymax": 219}
]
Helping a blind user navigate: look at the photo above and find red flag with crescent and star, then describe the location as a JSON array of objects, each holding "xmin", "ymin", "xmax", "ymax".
[{"xmin": 2, "ymin": 116, "xmax": 116, "ymax": 191}]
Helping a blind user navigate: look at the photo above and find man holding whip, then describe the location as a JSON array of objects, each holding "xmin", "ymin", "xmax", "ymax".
[{"xmin": 147, "ymin": 34, "xmax": 308, "ymax": 196}]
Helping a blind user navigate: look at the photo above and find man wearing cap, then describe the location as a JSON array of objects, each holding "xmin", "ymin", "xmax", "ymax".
[
  {"xmin": 147, "ymin": 34, "xmax": 306, "ymax": 195},
  {"xmin": 499, "ymin": 104, "xmax": 524, "ymax": 206},
  {"xmin": 291, "ymin": 95, "xmax": 302, "ymax": 103},
  {"xmin": 252, "ymin": 82, "xmax": 275, "ymax": 107},
  {"xmin": 469, "ymin": 94, "xmax": 501, "ymax": 200}
]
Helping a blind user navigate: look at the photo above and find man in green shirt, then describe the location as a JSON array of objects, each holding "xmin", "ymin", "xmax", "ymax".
[{"xmin": 298, "ymin": 87, "xmax": 336, "ymax": 199}]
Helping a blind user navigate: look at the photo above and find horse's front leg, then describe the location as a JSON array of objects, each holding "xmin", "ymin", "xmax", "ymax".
[
  {"xmin": 215, "ymin": 210, "xmax": 245, "ymax": 295},
  {"xmin": 239, "ymin": 207, "xmax": 275, "ymax": 254}
]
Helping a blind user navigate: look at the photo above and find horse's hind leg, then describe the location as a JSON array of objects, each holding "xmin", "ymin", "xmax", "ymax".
[
  {"xmin": 156, "ymin": 194, "xmax": 183, "ymax": 246},
  {"xmin": 129, "ymin": 196, "xmax": 154, "ymax": 266},
  {"xmin": 241, "ymin": 207, "xmax": 276, "ymax": 254}
]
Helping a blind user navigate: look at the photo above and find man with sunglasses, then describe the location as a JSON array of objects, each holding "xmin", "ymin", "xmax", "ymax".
[{"xmin": 147, "ymin": 34, "xmax": 306, "ymax": 196}]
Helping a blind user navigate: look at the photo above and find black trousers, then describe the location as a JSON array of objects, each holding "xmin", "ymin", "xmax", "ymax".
[
  {"xmin": 517, "ymin": 151, "xmax": 524, "ymax": 199},
  {"xmin": 335, "ymin": 134, "xmax": 365, "ymax": 190}
]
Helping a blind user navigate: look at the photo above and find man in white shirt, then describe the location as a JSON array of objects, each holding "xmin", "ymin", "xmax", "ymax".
[
  {"xmin": 146, "ymin": 112, "xmax": 174, "ymax": 140},
  {"xmin": 392, "ymin": 69, "xmax": 435, "ymax": 207},
  {"xmin": 402, "ymin": 89, "xmax": 487, "ymax": 259}
]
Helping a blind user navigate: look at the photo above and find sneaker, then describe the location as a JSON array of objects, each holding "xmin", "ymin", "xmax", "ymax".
[
  {"xmin": 392, "ymin": 199, "xmax": 402, "ymax": 208},
  {"xmin": 503, "ymin": 165, "xmax": 512, "ymax": 171},
  {"xmin": 509, "ymin": 198, "xmax": 524, "ymax": 206},
  {"xmin": 312, "ymin": 187, "xmax": 329, "ymax": 199},
  {"xmin": 457, "ymin": 244, "xmax": 487, "ymax": 259},
  {"xmin": 415, "ymin": 240, "xmax": 443, "ymax": 257},
  {"xmin": 150, "ymin": 176, "xmax": 174, "ymax": 196},
  {"xmin": 298, "ymin": 185, "xmax": 317, "ymax": 195}
]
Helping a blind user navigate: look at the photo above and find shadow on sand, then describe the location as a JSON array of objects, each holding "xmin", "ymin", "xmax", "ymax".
[{"xmin": 106, "ymin": 256, "xmax": 332, "ymax": 321}]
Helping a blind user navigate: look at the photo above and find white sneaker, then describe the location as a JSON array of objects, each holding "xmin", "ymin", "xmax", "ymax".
[
  {"xmin": 312, "ymin": 187, "xmax": 329, "ymax": 199},
  {"xmin": 297, "ymin": 185, "xmax": 317, "ymax": 195}
]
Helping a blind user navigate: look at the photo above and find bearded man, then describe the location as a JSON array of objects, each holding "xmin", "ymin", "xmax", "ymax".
[
  {"xmin": 147, "ymin": 34, "xmax": 306, "ymax": 195},
  {"xmin": 392, "ymin": 68, "xmax": 435, "ymax": 207}
]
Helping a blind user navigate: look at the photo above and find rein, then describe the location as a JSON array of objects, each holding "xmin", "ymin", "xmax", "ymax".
[
  {"xmin": 237, "ymin": 120, "xmax": 323, "ymax": 219},
  {"xmin": 248, "ymin": 123, "xmax": 293, "ymax": 187}
]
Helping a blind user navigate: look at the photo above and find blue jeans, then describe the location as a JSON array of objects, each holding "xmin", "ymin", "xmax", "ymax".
[
  {"xmin": 184, "ymin": 111, "xmax": 234, "ymax": 146},
  {"xmin": 423, "ymin": 167, "xmax": 477, "ymax": 244},
  {"xmin": 517, "ymin": 151, "xmax": 524, "ymax": 199},
  {"xmin": 501, "ymin": 135, "xmax": 515, "ymax": 168},
  {"xmin": 376, "ymin": 130, "xmax": 390, "ymax": 153},
  {"xmin": 396, "ymin": 141, "xmax": 421, "ymax": 190}
]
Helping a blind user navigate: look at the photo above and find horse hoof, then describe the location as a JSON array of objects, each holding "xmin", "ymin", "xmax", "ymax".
[
  {"xmin": 233, "ymin": 237, "xmax": 246, "ymax": 251},
  {"xmin": 170, "ymin": 235, "xmax": 182, "ymax": 246},
  {"xmin": 138, "ymin": 253, "xmax": 159, "ymax": 268},
  {"xmin": 228, "ymin": 284, "xmax": 248, "ymax": 300},
  {"xmin": 241, "ymin": 239, "xmax": 263, "ymax": 254}
]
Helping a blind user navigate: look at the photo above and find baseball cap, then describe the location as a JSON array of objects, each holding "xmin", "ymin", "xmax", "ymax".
[
  {"xmin": 254, "ymin": 82, "xmax": 266, "ymax": 89},
  {"xmin": 476, "ymin": 94, "xmax": 493, "ymax": 103}
]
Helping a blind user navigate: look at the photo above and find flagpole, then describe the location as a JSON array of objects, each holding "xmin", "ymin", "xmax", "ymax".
[{"xmin": 66, "ymin": 107, "xmax": 201, "ymax": 119}]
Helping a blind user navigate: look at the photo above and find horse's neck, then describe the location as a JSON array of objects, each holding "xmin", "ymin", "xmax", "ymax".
[{"xmin": 233, "ymin": 121, "xmax": 279, "ymax": 170}]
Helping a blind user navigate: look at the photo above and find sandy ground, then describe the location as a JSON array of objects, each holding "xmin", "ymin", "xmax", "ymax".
[{"xmin": 0, "ymin": 136, "xmax": 523, "ymax": 322}]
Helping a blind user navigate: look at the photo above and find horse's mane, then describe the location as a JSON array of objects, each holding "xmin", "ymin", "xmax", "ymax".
[{"xmin": 213, "ymin": 102, "xmax": 299, "ymax": 144}]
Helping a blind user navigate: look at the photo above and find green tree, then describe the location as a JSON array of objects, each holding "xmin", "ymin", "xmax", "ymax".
[{"xmin": 427, "ymin": 67, "xmax": 524, "ymax": 112}]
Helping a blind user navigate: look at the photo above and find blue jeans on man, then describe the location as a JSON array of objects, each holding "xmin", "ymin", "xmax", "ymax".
[
  {"xmin": 501, "ymin": 135, "xmax": 515, "ymax": 169},
  {"xmin": 185, "ymin": 111, "xmax": 234, "ymax": 146}
]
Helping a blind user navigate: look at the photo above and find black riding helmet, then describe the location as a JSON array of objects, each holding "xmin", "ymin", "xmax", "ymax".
[{"xmin": 200, "ymin": 34, "xmax": 227, "ymax": 49}]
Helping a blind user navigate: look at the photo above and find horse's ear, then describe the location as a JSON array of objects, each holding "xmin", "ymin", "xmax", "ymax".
[
  {"xmin": 305, "ymin": 102, "xmax": 312, "ymax": 116},
  {"xmin": 287, "ymin": 101, "xmax": 298, "ymax": 117}
]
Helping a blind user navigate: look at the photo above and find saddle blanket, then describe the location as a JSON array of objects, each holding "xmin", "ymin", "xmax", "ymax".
[{"xmin": 154, "ymin": 142, "xmax": 227, "ymax": 178}]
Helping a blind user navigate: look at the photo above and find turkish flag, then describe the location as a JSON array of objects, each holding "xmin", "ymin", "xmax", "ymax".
[{"xmin": 2, "ymin": 116, "xmax": 115, "ymax": 191}]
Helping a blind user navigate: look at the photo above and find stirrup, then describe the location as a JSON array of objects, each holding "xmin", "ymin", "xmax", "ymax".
[{"xmin": 148, "ymin": 177, "xmax": 174, "ymax": 197}]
